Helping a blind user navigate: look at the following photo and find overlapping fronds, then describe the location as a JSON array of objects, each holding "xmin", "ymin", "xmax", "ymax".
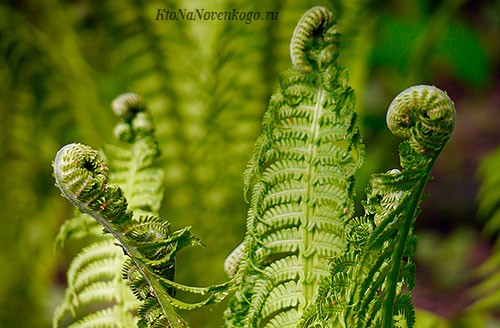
[
  {"xmin": 53, "ymin": 94, "xmax": 232, "ymax": 327},
  {"xmin": 224, "ymin": 7, "xmax": 364, "ymax": 327},
  {"xmin": 302, "ymin": 85, "xmax": 456, "ymax": 327},
  {"xmin": 48, "ymin": 4, "xmax": 459, "ymax": 327}
]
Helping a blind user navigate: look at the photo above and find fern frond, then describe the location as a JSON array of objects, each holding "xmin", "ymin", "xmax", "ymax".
[
  {"xmin": 53, "ymin": 240, "xmax": 138, "ymax": 327},
  {"xmin": 305, "ymin": 85, "xmax": 455, "ymax": 328},
  {"xmin": 53, "ymin": 93, "xmax": 164, "ymax": 327},
  {"xmin": 54, "ymin": 143, "xmax": 190, "ymax": 327},
  {"xmin": 225, "ymin": 6, "xmax": 364, "ymax": 327},
  {"xmin": 358, "ymin": 86, "xmax": 454, "ymax": 328},
  {"xmin": 66, "ymin": 306, "xmax": 137, "ymax": 328},
  {"xmin": 54, "ymin": 93, "xmax": 232, "ymax": 327}
]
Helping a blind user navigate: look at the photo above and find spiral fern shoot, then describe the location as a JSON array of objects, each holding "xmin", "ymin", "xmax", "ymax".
[
  {"xmin": 290, "ymin": 6, "xmax": 339, "ymax": 74},
  {"xmin": 302, "ymin": 85, "xmax": 455, "ymax": 327},
  {"xmin": 54, "ymin": 94, "xmax": 231, "ymax": 328},
  {"xmin": 225, "ymin": 6, "xmax": 363, "ymax": 327},
  {"xmin": 52, "ymin": 92, "xmax": 162, "ymax": 328},
  {"xmin": 386, "ymin": 85, "xmax": 455, "ymax": 154}
]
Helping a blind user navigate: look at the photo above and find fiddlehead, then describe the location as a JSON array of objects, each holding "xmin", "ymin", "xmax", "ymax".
[
  {"xmin": 111, "ymin": 93, "xmax": 156, "ymax": 144},
  {"xmin": 303, "ymin": 85, "xmax": 455, "ymax": 327},
  {"xmin": 386, "ymin": 85, "xmax": 455, "ymax": 155},
  {"xmin": 54, "ymin": 143, "xmax": 129, "ymax": 226},
  {"xmin": 290, "ymin": 6, "xmax": 340, "ymax": 74}
]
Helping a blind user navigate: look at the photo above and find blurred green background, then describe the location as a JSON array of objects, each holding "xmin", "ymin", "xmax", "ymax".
[{"xmin": 1, "ymin": 0, "xmax": 499, "ymax": 327}]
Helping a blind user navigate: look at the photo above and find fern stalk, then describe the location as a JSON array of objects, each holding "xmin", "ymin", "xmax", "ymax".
[{"xmin": 381, "ymin": 180, "xmax": 423, "ymax": 328}]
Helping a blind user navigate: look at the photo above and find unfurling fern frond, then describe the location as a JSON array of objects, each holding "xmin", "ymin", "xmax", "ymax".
[
  {"xmin": 53, "ymin": 92, "xmax": 161, "ymax": 328},
  {"xmin": 53, "ymin": 94, "xmax": 231, "ymax": 328},
  {"xmin": 224, "ymin": 6, "xmax": 364, "ymax": 327},
  {"xmin": 303, "ymin": 85, "xmax": 455, "ymax": 327}
]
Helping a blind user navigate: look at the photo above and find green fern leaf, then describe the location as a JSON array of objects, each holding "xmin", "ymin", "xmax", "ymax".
[
  {"xmin": 53, "ymin": 93, "xmax": 164, "ymax": 327},
  {"xmin": 66, "ymin": 307, "xmax": 137, "ymax": 328},
  {"xmin": 54, "ymin": 93, "xmax": 232, "ymax": 327},
  {"xmin": 304, "ymin": 85, "xmax": 455, "ymax": 328},
  {"xmin": 224, "ymin": 6, "xmax": 364, "ymax": 327}
]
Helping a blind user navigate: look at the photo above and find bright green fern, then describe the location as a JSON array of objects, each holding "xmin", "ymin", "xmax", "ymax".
[
  {"xmin": 53, "ymin": 6, "xmax": 456, "ymax": 328},
  {"xmin": 53, "ymin": 93, "xmax": 165, "ymax": 327},
  {"xmin": 224, "ymin": 6, "xmax": 363, "ymax": 328},
  {"xmin": 224, "ymin": 6, "xmax": 455, "ymax": 328},
  {"xmin": 53, "ymin": 94, "xmax": 231, "ymax": 327}
]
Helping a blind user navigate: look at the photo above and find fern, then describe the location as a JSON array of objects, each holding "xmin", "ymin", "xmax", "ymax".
[
  {"xmin": 224, "ymin": 6, "xmax": 364, "ymax": 327},
  {"xmin": 53, "ymin": 94, "xmax": 231, "ymax": 327},
  {"xmin": 301, "ymin": 86, "xmax": 455, "ymax": 327},
  {"xmin": 53, "ymin": 93, "xmax": 161, "ymax": 327},
  {"xmin": 51, "ymin": 5, "xmax": 459, "ymax": 328},
  {"xmin": 224, "ymin": 7, "xmax": 455, "ymax": 328}
]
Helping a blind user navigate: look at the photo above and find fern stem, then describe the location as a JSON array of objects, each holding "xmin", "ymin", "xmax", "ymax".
[
  {"xmin": 381, "ymin": 85, "xmax": 455, "ymax": 326},
  {"xmin": 301, "ymin": 87, "xmax": 326, "ymax": 305},
  {"xmin": 380, "ymin": 175, "xmax": 428, "ymax": 328}
]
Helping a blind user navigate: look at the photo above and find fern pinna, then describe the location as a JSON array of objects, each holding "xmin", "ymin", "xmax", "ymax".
[
  {"xmin": 224, "ymin": 7, "xmax": 363, "ymax": 327},
  {"xmin": 53, "ymin": 94, "xmax": 230, "ymax": 327}
]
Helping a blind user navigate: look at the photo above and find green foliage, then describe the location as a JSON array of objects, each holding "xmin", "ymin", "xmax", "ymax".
[
  {"xmin": 223, "ymin": 7, "xmax": 456, "ymax": 328},
  {"xmin": 51, "ymin": 4, "xmax": 463, "ymax": 328},
  {"xmin": 2, "ymin": 0, "xmax": 497, "ymax": 327},
  {"xmin": 53, "ymin": 94, "xmax": 230, "ymax": 327},
  {"xmin": 224, "ymin": 6, "xmax": 364, "ymax": 327},
  {"xmin": 467, "ymin": 148, "xmax": 500, "ymax": 316},
  {"xmin": 53, "ymin": 93, "xmax": 161, "ymax": 327}
]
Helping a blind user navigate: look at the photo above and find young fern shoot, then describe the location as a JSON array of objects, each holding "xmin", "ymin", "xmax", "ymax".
[
  {"xmin": 53, "ymin": 93, "xmax": 162, "ymax": 328},
  {"xmin": 53, "ymin": 94, "xmax": 232, "ymax": 328},
  {"xmin": 302, "ymin": 86, "xmax": 455, "ymax": 327},
  {"xmin": 224, "ymin": 6, "xmax": 364, "ymax": 328}
]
